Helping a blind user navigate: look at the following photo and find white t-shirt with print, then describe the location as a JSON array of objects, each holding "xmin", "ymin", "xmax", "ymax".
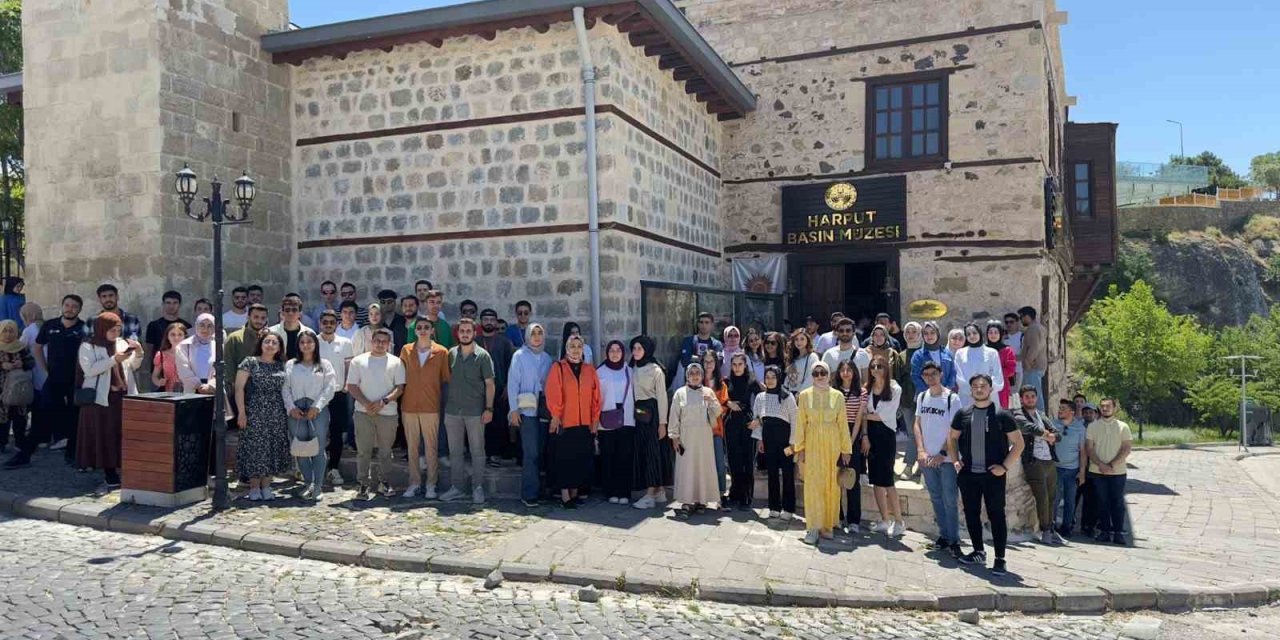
[{"xmin": 915, "ymin": 388, "xmax": 960, "ymax": 460}]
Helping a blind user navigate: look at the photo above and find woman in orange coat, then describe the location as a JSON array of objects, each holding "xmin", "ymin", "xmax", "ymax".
[{"xmin": 545, "ymin": 334, "xmax": 602, "ymax": 509}]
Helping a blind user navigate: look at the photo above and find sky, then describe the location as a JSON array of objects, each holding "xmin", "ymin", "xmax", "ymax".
[{"xmin": 290, "ymin": 0, "xmax": 1279, "ymax": 177}]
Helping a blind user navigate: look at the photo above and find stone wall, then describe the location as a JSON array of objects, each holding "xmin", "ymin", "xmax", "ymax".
[
  {"xmin": 1119, "ymin": 201, "xmax": 1280, "ymax": 235},
  {"xmin": 292, "ymin": 22, "xmax": 726, "ymax": 343},
  {"xmin": 23, "ymin": 0, "xmax": 290, "ymax": 319}
]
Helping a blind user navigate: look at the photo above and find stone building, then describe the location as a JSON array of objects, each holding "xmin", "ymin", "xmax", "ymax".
[{"xmin": 16, "ymin": 0, "xmax": 1116, "ymax": 396}]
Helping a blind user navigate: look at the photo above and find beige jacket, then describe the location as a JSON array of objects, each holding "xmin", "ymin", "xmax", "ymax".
[
  {"xmin": 1021, "ymin": 321, "xmax": 1047, "ymax": 371},
  {"xmin": 78, "ymin": 341, "xmax": 141, "ymax": 407}
]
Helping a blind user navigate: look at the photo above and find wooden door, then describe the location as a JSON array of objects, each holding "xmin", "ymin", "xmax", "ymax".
[{"xmin": 800, "ymin": 264, "xmax": 845, "ymax": 324}]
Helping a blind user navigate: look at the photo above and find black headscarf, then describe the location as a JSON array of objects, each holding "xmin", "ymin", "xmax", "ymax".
[
  {"xmin": 963, "ymin": 322, "xmax": 983, "ymax": 348},
  {"xmin": 762, "ymin": 364, "xmax": 790, "ymax": 401},
  {"xmin": 560, "ymin": 322, "xmax": 581, "ymax": 360},
  {"xmin": 629, "ymin": 335, "xmax": 658, "ymax": 369},
  {"xmin": 984, "ymin": 319, "xmax": 1006, "ymax": 350},
  {"xmin": 3, "ymin": 277, "xmax": 22, "ymax": 296},
  {"xmin": 601, "ymin": 340, "xmax": 627, "ymax": 371}
]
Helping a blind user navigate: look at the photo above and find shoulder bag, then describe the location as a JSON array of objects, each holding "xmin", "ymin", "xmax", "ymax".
[
  {"xmin": 73, "ymin": 348, "xmax": 100, "ymax": 406},
  {"xmin": 1, "ymin": 365, "xmax": 33, "ymax": 407},
  {"xmin": 599, "ymin": 367, "xmax": 630, "ymax": 429}
]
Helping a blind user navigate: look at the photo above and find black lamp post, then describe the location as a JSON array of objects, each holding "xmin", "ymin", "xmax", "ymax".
[
  {"xmin": 174, "ymin": 163, "xmax": 255, "ymax": 510},
  {"xmin": 0, "ymin": 218, "xmax": 9, "ymax": 280}
]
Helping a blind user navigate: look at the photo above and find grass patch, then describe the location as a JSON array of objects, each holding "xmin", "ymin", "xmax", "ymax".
[
  {"xmin": 1133, "ymin": 424, "xmax": 1234, "ymax": 446},
  {"xmin": 1244, "ymin": 215, "xmax": 1280, "ymax": 243}
]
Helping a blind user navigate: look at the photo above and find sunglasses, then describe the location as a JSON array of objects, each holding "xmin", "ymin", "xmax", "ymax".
[
  {"xmin": 870, "ymin": 364, "xmax": 885, "ymax": 370},
  {"xmin": 813, "ymin": 370, "xmax": 829, "ymax": 377}
]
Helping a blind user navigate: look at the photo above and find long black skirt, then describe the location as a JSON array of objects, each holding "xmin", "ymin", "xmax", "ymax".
[
  {"xmin": 552, "ymin": 426, "xmax": 595, "ymax": 490},
  {"xmin": 632, "ymin": 398, "xmax": 673, "ymax": 489}
]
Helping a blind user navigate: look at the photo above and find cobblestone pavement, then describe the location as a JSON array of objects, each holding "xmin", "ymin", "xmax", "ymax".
[
  {"xmin": 0, "ymin": 515, "xmax": 1203, "ymax": 639},
  {"xmin": 3, "ymin": 445, "xmax": 1280, "ymax": 600}
]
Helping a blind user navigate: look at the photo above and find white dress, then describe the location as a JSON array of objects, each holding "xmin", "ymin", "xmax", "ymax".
[
  {"xmin": 953, "ymin": 345, "xmax": 1004, "ymax": 407},
  {"xmin": 669, "ymin": 385, "xmax": 723, "ymax": 506}
]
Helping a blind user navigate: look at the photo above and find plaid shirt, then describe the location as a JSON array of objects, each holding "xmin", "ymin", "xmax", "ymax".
[{"xmin": 88, "ymin": 309, "xmax": 141, "ymax": 341}]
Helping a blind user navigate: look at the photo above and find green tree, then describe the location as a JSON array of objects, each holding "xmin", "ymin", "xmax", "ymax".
[
  {"xmin": 1077, "ymin": 280, "xmax": 1211, "ymax": 416},
  {"xmin": 1187, "ymin": 309, "xmax": 1280, "ymax": 432},
  {"xmin": 1252, "ymin": 151, "xmax": 1280, "ymax": 199},
  {"xmin": 0, "ymin": 0, "xmax": 22, "ymax": 275},
  {"xmin": 1171, "ymin": 151, "xmax": 1247, "ymax": 193}
]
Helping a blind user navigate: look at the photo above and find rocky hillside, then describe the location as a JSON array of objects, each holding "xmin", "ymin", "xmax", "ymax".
[{"xmin": 1117, "ymin": 215, "xmax": 1280, "ymax": 327}]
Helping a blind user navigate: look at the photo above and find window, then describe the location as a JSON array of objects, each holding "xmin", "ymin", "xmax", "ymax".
[
  {"xmin": 1072, "ymin": 162, "xmax": 1092, "ymax": 218},
  {"xmin": 868, "ymin": 76, "xmax": 947, "ymax": 166}
]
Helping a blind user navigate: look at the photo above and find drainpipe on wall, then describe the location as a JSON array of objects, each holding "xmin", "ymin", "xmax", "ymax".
[{"xmin": 573, "ymin": 6, "xmax": 603, "ymax": 361}]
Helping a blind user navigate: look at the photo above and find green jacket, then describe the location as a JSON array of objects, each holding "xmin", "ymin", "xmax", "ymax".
[
  {"xmin": 895, "ymin": 346, "xmax": 919, "ymax": 409},
  {"xmin": 223, "ymin": 325, "xmax": 261, "ymax": 410}
]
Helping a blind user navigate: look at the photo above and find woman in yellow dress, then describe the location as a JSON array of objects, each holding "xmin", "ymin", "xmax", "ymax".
[{"xmin": 794, "ymin": 360, "xmax": 852, "ymax": 545}]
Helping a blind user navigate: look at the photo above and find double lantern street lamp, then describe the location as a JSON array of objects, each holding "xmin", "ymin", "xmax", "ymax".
[{"xmin": 173, "ymin": 164, "xmax": 256, "ymax": 510}]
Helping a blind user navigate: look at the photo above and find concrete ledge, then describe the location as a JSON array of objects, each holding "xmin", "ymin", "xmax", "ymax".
[
  {"xmin": 1192, "ymin": 587, "xmax": 1234, "ymax": 609},
  {"xmin": 1262, "ymin": 581, "xmax": 1280, "ymax": 604},
  {"xmin": 697, "ymin": 580, "xmax": 771, "ymax": 606},
  {"xmin": 936, "ymin": 587, "xmax": 996, "ymax": 611},
  {"xmin": 1155, "ymin": 586, "xmax": 1195, "ymax": 613},
  {"xmin": 364, "ymin": 547, "xmax": 430, "ymax": 573},
  {"xmin": 769, "ymin": 584, "xmax": 839, "ymax": 607},
  {"xmin": 1048, "ymin": 587, "xmax": 1107, "ymax": 613},
  {"xmin": 12, "ymin": 496, "xmax": 65, "ymax": 521},
  {"xmin": 106, "ymin": 510, "xmax": 164, "ymax": 536},
  {"xmin": 428, "ymin": 554, "xmax": 496, "ymax": 578},
  {"xmin": 616, "ymin": 573, "xmax": 691, "ymax": 596},
  {"xmin": 1102, "ymin": 585, "xmax": 1158, "ymax": 611},
  {"xmin": 497, "ymin": 562, "xmax": 553, "ymax": 584},
  {"xmin": 301, "ymin": 539, "xmax": 368, "ymax": 565},
  {"xmin": 548, "ymin": 566, "xmax": 619, "ymax": 590},
  {"xmin": 994, "ymin": 587, "xmax": 1055, "ymax": 613},
  {"xmin": 240, "ymin": 531, "xmax": 306, "ymax": 557},
  {"xmin": 832, "ymin": 592, "xmax": 899, "ymax": 609},
  {"xmin": 57, "ymin": 502, "xmax": 112, "ymax": 529},
  {"xmin": 894, "ymin": 591, "xmax": 940, "ymax": 610},
  {"xmin": 209, "ymin": 526, "xmax": 253, "ymax": 550},
  {"xmin": 159, "ymin": 520, "xmax": 221, "ymax": 545},
  {"xmin": 1229, "ymin": 584, "xmax": 1270, "ymax": 608}
]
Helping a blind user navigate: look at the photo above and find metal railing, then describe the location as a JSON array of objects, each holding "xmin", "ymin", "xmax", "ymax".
[{"xmin": 1116, "ymin": 161, "xmax": 1210, "ymax": 184}]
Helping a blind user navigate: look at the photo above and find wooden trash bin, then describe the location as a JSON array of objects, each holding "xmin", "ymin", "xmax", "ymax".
[{"xmin": 121, "ymin": 392, "xmax": 214, "ymax": 507}]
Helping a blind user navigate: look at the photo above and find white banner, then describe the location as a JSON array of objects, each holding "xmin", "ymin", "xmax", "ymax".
[{"xmin": 732, "ymin": 254, "xmax": 787, "ymax": 294}]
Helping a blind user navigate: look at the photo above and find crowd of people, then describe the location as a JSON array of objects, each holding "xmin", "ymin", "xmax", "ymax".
[{"xmin": 0, "ymin": 277, "xmax": 1133, "ymax": 577}]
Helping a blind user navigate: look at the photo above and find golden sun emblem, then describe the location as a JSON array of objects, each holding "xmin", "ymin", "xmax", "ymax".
[{"xmin": 824, "ymin": 183, "xmax": 858, "ymax": 211}]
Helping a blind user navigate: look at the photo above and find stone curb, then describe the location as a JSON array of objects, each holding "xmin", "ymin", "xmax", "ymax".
[{"xmin": 3, "ymin": 491, "xmax": 1280, "ymax": 615}]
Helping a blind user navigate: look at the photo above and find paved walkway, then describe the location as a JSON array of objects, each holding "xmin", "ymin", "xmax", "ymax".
[{"xmin": 3, "ymin": 444, "xmax": 1280, "ymax": 609}]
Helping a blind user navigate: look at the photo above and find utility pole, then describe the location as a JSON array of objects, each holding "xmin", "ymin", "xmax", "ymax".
[
  {"xmin": 1166, "ymin": 119, "xmax": 1184, "ymax": 159},
  {"xmin": 1224, "ymin": 355, "xmax": 1260, "ymax": 452}
]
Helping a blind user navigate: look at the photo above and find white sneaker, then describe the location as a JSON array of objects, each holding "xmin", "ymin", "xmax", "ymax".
[
  {"xmin": 424, "ymin": 485, "xmax": 437, "ymax": 500},
  {"xmin": 768, "ymin": 510, "xmax": 780, "ymax": 519},
  {"xmin": 473, "ymin": 487, "xmax": 485, "ymax": 504},
  {"xmin": 890, "ymin": 521, "xmax": 906, "ymax": 537},
  {"xmin": 874, "ymin": 521, "xmax": 891, "ymax": 535},
  {"xmin": 617, "ymin": 497, "xmax": 629, "ymax": 505},
  {"xmin": 261, "ymin": 488, "xmax": 276, "ymax": 501},
  {"xmin": 439, "ymin": 487, "xmax": 464, "ymax": 502},
  {"xmin": 632, "ymin": 495, "xmax": 656, "ymax": 509},
  {"xmin": 780, "ymin": 511, "xmax": 794, "ymax": 521},
  {"xmin": 50, "ymin": 439, "xmax": 67, "ymax": 451},
  {"xmin": 848, "ymin": 523, "xmax": 862, "ymax": 534},
  {"xmin": 402, "ymin": 486, "xmax": 420, "ymax": 499},
  {"xmin": 652, "ymin": 493, "xmax": 668, "ymax": 504},
  {"xmin": 327, "ymin": 469, "xmax": 344, "ymax": 486},
  {"xmin": 803, "ymin": 530, "xmax": 819, "ymax": 545},
  {"xmin": 608, "ymin": 497, "xmax": 620, "ymax": 504},
  {"xmin": 247, "ymin": 488, "xmax": 262, "ymax": 501}
]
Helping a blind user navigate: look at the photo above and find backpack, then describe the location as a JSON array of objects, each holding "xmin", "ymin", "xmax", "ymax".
[{"xmin": 916, "ymin": 390, "xmax": 955, "ymax": 415}]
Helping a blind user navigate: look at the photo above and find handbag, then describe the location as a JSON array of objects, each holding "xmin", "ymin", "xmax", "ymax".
[
  {"xmin": 2, "ymin": 368, "xmax": 34, "ymax": 407},
  {"xmin": 290, "ymin": 397, "xmax": 320, "ymax": 458},
  {"xmin": 599, "ymin": 367, "xmax": 630, "ymax": 429},
  {"xmin": 516, "ymin": 392, "xmax": 538, "ymax": 411}
]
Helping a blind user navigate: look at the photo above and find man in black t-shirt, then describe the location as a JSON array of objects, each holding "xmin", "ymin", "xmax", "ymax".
[
  {"xmin": 946, "ymin": 373, "xmax": 1024, "ymax": 577},
  {"xmin": 144, "ymin": 290, "xmax": 190, "ymax": 375},
  {"xmin": 5, "ymin": 295, "xmax": 91, "ymax": 469}
]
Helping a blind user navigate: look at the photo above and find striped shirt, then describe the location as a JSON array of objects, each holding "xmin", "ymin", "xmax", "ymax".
[{"xmin": 841, "ymin": 388, "xmax": 864, "ymax": 425}]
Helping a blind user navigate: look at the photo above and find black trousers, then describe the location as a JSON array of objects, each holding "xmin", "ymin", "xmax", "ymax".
[
  {"xmin": 22, "ymin": 379, "xmax": 77, "ymax": 459},
  {"xmin": 761, "ymin": 418, "xmax": 795, "ymax": 513},
  {"xmin": 597, "ymin": 428, "xmax": 634, "ymax": 499},
  {"xmin": 326, "ymin": 393, "xmax": 350, "ymax": 472},
  {"xmin": 1078, "ymin": 473, "xmax": 1098, "ymax": 533},
  {"xmin": 724, "ymin": 412, "xmax": 756, "ymax": 506},
  {"xmin": 958, "ymin": 470, "xmax": 1007, "ymax": 558},
  {"xmin": 1091, "ymin": 473, "xmax": 1128, "ymax": 535},
  {"xmin": 484, "ymin": 393, "xmax": 513, "ymax": 459}
]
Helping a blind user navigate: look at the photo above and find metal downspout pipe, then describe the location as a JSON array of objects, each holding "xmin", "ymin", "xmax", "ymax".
[{"xmin": 573, "ymin": 6, "xmax": 603, "ymax": 361}]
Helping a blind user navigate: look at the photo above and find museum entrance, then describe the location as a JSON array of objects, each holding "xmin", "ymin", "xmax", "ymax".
[{"xmin": 793, "ymin": 255, "xmax": 900, "ymax": 331}]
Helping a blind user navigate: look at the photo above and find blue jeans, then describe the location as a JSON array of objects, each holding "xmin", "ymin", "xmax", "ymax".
[
  {"xmin": 1056, "ymin": 466, "xmax": 1081, "ymax": 531},
  {"xmin": 920, "ymin": 462, "xmax": 960, "ymax": 543},
  {"xmin": 713, "ymin": 434, "xmax": 727, "ymax": 496},
  {"xmin": 292, "ymin": 408, "xmax": 330, "ymax": 493},
  {"xmin": 1023, "ymin": 369, "xmax": 1045, "ymax": 411},
  {"xmin": 519, "ymin": 415, "xmax": 546, "ymax": 500}
]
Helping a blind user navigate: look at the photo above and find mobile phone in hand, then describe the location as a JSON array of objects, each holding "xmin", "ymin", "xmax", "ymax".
[{"xmin": 677, "ymin": 444, "xmax": 686, "ymax": 456}]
